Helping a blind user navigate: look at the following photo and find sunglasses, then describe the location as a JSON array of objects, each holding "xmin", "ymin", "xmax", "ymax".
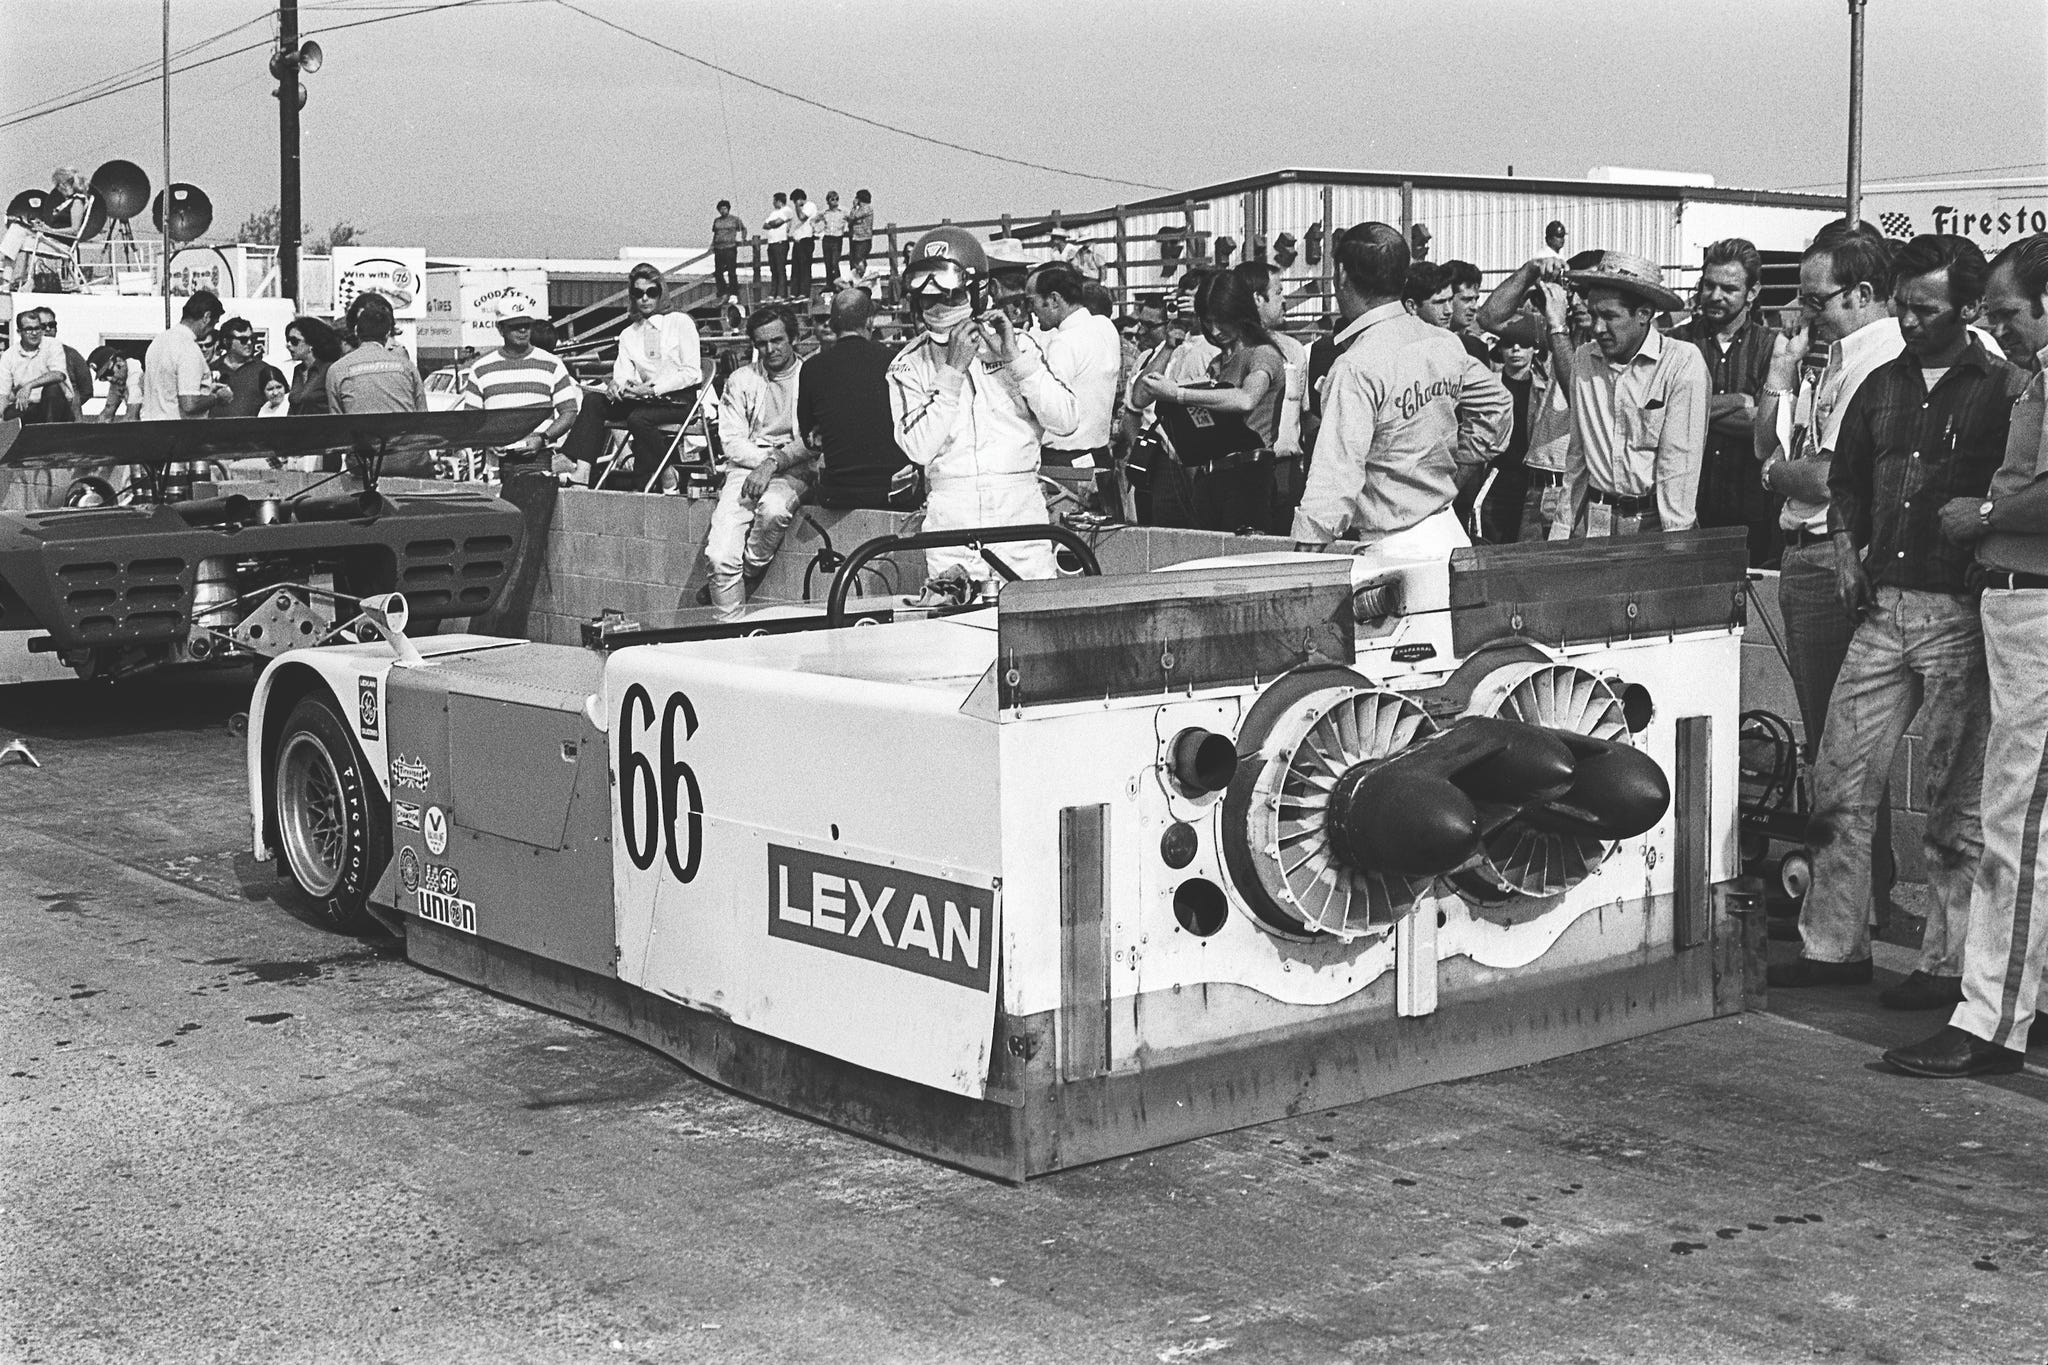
[{"xmin": 630, "ymin": 285, "xmax": 662, "ymax": 299}]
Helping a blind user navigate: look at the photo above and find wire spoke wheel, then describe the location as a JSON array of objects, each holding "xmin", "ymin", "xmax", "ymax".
[
  {"xmin": 279, "ymin": 733, "xmax": 348, "ymax": 898},
  {"xmin": 271, "ymin": 694, "xmax": 390, "ymax": 933}
]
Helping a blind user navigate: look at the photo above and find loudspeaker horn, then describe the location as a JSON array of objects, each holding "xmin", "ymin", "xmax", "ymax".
[
  {"xmin": 152, "ymin": 183, "xmax": 213, "ymax": 243},
  {"xmin": 90, "ymin": 159, "xmax": 151, "ymax": 222}
]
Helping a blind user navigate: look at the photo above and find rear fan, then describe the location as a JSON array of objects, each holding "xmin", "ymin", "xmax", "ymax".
[
  {"xmin": 1453, "ymin": 663, "xmax": 1631, "ymax": 902},
  {"xmin": 1242, "ymin": 685, "xmax": 1440, "ymax": 939}
]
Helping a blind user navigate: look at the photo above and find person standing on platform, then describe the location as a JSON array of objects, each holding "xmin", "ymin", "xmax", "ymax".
[
  {"xmin": 710, "ymin": 200, "xmax": 746, "ymax": 300},
  {"xmin": 1772, "ymin": 234, "xmax": 2021, "ymax": 1003},
  {"xmin": 788, "ymin": 188, "xmax": 817, "ymax": 297},
  {"xmin": 818, "ymin": 191, "xmax": 849, "ymax": 287},
  {"xmin": 1885, "ymin": 234, "xmax": 2048, "ymax": 1076},
  {"xmin": 762, "ymin": 192, "xmax": 792, "ymax": 297},
  {"xmin": 847, "ymin": 189, "xmax": 876, "ymax": 281}
]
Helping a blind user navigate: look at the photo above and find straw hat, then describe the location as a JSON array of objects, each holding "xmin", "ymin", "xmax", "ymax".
[{"xmin": 1565, "ymin": 250, "xmax": 1683, "ymax": 313}]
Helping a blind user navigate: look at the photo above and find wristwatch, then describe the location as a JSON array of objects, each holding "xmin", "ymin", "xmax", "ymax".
[{"xmin": 1979, "ymin": 498, "xmax": 1997, "ymax": 530}]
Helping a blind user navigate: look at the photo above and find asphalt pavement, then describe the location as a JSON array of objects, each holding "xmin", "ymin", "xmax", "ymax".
[{"xmin": 3, "ymin": 668, "xmax": 2046, "ymax": 1365}]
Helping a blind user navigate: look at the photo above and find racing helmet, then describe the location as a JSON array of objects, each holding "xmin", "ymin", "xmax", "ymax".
[{"xmin": 902, "ymin": 225, "xmax": 988, "ymax": 312}]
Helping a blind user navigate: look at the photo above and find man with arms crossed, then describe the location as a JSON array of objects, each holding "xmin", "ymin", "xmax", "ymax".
[{"xmin": 1886, "ymin": 235, "xmax": 2048, "ymax": 1075}]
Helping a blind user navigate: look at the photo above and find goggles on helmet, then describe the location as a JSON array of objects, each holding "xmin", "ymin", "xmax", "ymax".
[{"xmin": 903, "ymin": 257, "xmax": 975, "ymax": 298}]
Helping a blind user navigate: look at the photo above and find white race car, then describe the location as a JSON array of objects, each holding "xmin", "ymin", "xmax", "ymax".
[{"xmin": 247, "ymin": 525, "xmax": 1754, "ymax": 1179}]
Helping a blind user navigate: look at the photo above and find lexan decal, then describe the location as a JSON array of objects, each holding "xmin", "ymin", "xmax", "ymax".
[
  {"xmin": 767, "ymin": 844, "xmax": 992, "ymax": 992},
  {"xmin": 358, "ymin": 676, "xmax": 378, "ymax": 740}
]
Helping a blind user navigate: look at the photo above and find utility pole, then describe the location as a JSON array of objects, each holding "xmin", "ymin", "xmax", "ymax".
[
  {"xmin": 278, "ymin": 0, "xmax": 302, "ymax": 304},
  {"xmin": 161, "ymin": 0, "xmax": 173, "ymax": 326},
  {"xmin": 1846, "ymin": 0, "xmax": 1867, "ymax": 223}
]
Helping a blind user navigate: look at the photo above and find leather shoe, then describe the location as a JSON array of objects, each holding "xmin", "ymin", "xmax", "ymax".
[
  {"xmin": 1882, "ymin": 1025, "xmax": 2024, "ymax": 1078},
  {"xmin": 1877, "ymin": 971, "xmax": 1965, "ymax": 1011},
  {"xmin": 1766, "ymin": 955, "xmax": 1874, "ymax": 987}
]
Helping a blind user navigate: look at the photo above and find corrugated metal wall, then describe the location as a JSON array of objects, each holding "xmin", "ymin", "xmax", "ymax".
[
  {"xmin": 1038, "ymin": 176, "xmax": 1846, "ymax": 303},
  {"xmin": 1408, "ymin": 187, "xmax": 1679, "ymax": 275},
  {"xmin": 1103, "ymin": 179, "xmax": 1690, "ymax": 290}
]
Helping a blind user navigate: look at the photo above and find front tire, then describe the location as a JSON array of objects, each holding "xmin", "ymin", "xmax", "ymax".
[{"xmin": 273, "ymin": 694, "xmax": 390, "ymax": 933}]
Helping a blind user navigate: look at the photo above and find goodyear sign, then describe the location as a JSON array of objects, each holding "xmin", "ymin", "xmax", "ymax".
[{"xmin": 767, "ymin": 844, "xmax": 992, "ymax": 991}]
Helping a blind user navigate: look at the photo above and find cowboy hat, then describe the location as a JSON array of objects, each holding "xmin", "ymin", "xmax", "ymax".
[{"xmin": 1566, "ymin": 249, "xmax": 1683, "ymax": 313}]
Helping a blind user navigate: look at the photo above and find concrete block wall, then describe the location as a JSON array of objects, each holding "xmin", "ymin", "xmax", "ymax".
[{"xmin": 186, "ymin": 467, "xmax": 1949, "ymax": 876}]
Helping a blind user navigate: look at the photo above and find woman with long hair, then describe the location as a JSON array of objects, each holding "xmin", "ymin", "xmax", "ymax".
[
  {"xmin": 1136, "ymin": 270, "xmax": 1285, "ymax": 532},
  {"xmin": 284, "ymin": 315, "xmax": 345, "ymax": 416}
]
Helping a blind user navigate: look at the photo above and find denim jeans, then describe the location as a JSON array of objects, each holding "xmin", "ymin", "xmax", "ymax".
[
  {"xmin": 1800, "ymin": 587, "xmax": 1989, "ymax": 972},
  {"xmin": 1779, "ymin": 538, "xmax": 1894, "ymax": 909}
]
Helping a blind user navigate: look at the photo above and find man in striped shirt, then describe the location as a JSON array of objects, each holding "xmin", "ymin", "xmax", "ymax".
[{"xmin": 460, "ymin": 298, "xmax": 579, "ymax": 461}]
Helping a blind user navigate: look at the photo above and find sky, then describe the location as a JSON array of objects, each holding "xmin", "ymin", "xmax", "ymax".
[{"xmin": 2, "ymin": 0, "xmax": 2044, "ymax": 259}]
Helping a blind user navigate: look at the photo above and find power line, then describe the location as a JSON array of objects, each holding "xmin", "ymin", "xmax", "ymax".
[
  {"xmin": 1771, "ymin": 161, "xmax": 2048, "ymax": 192},
  {"xmin": 551, "ymin": 0, "xmax": 1171, "ymax": 194},
  {"xmin": 0, "ymin": 0, "xmax": 512, "ymax": 132},
  {"xmin": 0, "ymin": 8, "xmax": 272, "ymax": 125}
]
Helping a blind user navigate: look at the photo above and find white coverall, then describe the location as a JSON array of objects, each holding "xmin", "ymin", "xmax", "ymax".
[
  {"xmin": 886, "ymin": 330, "xmax": 1079, "ymax": 581},
  {"xmin": 709, "ymin": 358, "xmax": 805, "ymax": 618}
]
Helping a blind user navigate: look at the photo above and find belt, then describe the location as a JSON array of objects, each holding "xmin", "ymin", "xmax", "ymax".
[
  {"xmin": 1784, "ymin": 526, "xmax": 1833, "ymax": 549},
  {"xmin": 1982, "ymin": 569, "xmax": 2048, "ymax": 590},
  {"xmin": 1189, "ymin": 448, "xmax": 1274, "ymax": 475},
  {"xmin": 1531, "ymin": 469, "xmax": 1567, "ymax": 487},
  {"xmin": 1041, "ymin": 445, "xmax": 1110, "ymax": 466},
  {"xmin": 1587, "ymin": 486, "xmax": 1653, "ymax": 516}
]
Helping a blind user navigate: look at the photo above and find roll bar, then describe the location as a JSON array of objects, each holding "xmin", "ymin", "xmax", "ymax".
[{"xmin": 825, "ymin": 524, "xmax": 1102, "ymax": 626}]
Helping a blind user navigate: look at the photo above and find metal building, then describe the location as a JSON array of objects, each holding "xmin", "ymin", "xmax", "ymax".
[{"xmin": 1004, "ymin": 167, "xmax": 1844, "ymax": 293}]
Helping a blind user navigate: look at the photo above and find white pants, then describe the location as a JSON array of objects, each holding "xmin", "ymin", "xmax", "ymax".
[
  {"xmin": 1348, "ymin": 505, "xmax": 1470, "ymax": 567},
  {"xmin": 923, "ymin": 472, "xmax": 1056, "ymax": 581},
  {"xmin": 705, "ymin": 467, "xmax": 805, "ymax": 619},
  {"xmin": 1953, "ymin": 588, "xmax": 2048, "ymax": 1046}
]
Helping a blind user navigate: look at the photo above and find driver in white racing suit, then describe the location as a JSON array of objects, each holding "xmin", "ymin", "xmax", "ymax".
[{"xmin": 887, "ymin": 226, "xmax": 1079, "ymax": 582}]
